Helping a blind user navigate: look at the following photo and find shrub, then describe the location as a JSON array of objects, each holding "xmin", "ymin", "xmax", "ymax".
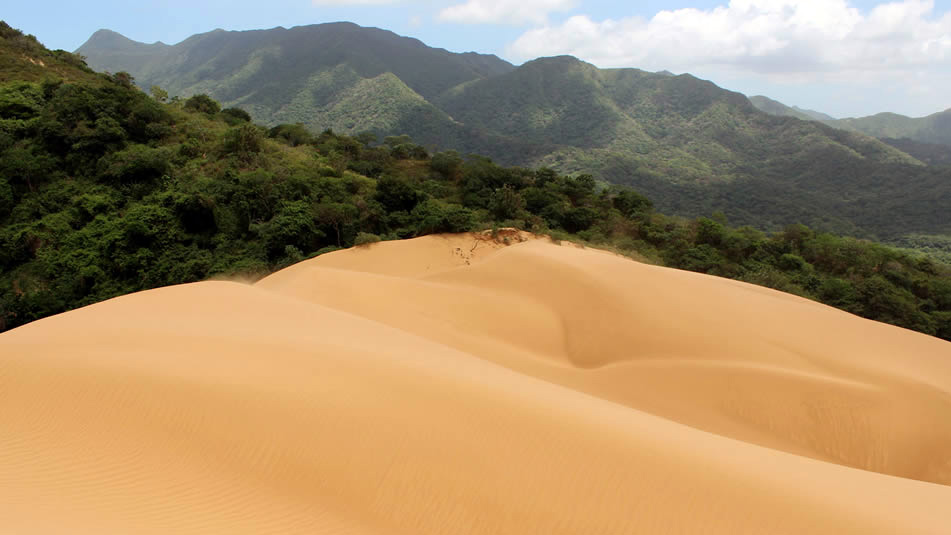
[
  {"xmin": 183, "ymin": 94, "xmax": 221, "ymax": 115},
  {"xmin": 268, "ymin": 123, "xmax": 312, "ymax": 146},
  {"xmin": 97, "ymin": 144, "xmax": 170, "ymax": 185},
  {"xmin": 222, "ymin": 124, "xmax": 264, "ymax": 161},
  {"xmin": 354, "ymin": 232, "xmax": 381, "ymax": 246},
  {"xmin": 220, "ymin": 107, "xmax": 251, "ymax": 124}
]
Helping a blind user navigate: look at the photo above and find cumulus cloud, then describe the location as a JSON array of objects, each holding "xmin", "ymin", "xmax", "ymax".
[
  {"xmin": 438, "ymin": 0, "xmax": 577, "ymax": 25},
  {"xmin": 508, "ymin": 0, "xmax": 951, "ymax": 79}
]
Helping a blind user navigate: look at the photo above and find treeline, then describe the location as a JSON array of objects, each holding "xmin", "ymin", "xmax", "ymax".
[{"xmin": 0, "ymin": 72, "xmax": 949, "ymax": 339}]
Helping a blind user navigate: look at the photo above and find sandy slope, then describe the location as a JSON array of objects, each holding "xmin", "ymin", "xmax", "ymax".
[{"xmin": 2, "ymin": 233, "xmax": 950, "ymax": 534}]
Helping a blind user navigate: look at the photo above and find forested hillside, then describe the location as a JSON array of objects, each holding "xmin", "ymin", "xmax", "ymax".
[
  {"xmin": 878, "ymin": 138, "xmax": 951, "ymax": 166},
  {"xmin": 751, "ymin": 94, "xmax": 951, "ymax": 148},
  {"xmin": 76, "ymin": 24, "xmax": 951, "ymax": 245},
  {"xmin": 433, "ymin": 56, "xmax": 951, "ymax": 241},
  {"xmin": 77, "ymin": 23, "xmax": 513, "ymax": 138},
  {"xmin": 2, "ymin": 22, "xmax": 950, "ymax": 339},
  {"xmin": 833, "ymin": 109, "xmax": 951, "ymax": 147},
  {"xmin": 748, "ymin": 95, "xmax": 834, "ymax": 121}
]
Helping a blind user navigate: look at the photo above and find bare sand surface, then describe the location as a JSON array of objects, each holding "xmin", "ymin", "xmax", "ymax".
[{"xmin": 2, "ymin": 232, "xmax": 950, "ymax": 533}]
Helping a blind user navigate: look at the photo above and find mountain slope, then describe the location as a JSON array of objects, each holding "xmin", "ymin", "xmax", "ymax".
[
  {"xmin": 751, "ymin": 94, "xmax": 951, "ymax": 147},
  {"xmin": 74, "ymin": 29, "xmax": 172, "ymax": 77},
  {"xmin": 75, "ymin": 24, "xmax": 951, "ymax": 241},
  {"xmin": 437, "ymin": 57, "xmax": 915, "ymax": 181},
  {"xmin": 4, "ymin": 22, "xmax": 951, "ymax": 339},
  {"xmin": 833, "ymin": 109, "xmax": 951, "ymax": 146},
  {"xmin": 77, "ymin": 22, "xmax": 513, "ymax": 111},
  {"xmin": 433, "ymin": 56, "xmax": 950, "ymax": 238},
  {"xmin": 76, "ymin": 22, "xmax": 526, "ymax": 155},
  {"xmin": 749, "ymin": 95, "xmax": 834, "ymax": 121},
  {"xmin": 878, "ymin": 137, "xmax": 951, "ymax": 166},
  {"xmin": 0, "ymin": 22, "xmax": 101, "ymax": 85}
]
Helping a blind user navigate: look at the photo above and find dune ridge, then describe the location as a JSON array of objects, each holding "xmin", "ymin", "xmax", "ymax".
[{"xmin": 2, "ymin": 233, "xmax": 950, "ymax": 534}]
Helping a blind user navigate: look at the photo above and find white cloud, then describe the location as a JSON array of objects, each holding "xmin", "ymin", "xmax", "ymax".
[
  {"xmin": 508, "ymin": 0, "xmax": 951, "ymax": 79},
  {"xmin": 438, "ymin": 0, "xmax": 576, "ymax": 25}
]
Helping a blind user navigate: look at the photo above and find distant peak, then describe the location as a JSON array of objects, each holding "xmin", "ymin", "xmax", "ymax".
[
  {"xmin": 78, "ymin": 29, "xmax": 136, "ymax": 49},
  {"xmin": 87, "ymin": 28, "xmax": 129, "ymax": 41},
  {"xmin": 77, "ymin": 28, "xmax": 169, "ymax": 53},
  {"xmin": 536, "ymin": 55, "xmax": 582, "ymax": 63},
  {"xmin": 522, "ymin": 55, "xmax": 592, "ymax": 69}
]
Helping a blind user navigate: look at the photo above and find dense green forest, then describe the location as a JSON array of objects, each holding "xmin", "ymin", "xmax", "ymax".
[
  {"xmin": 751, "ymin": 94, "xmax": 951, "ymax": 148},
  {"xmin": 1, "ymin": 22, "xmax": 950, "ymax": 340},
  {"xmin": 75, "ymin": 24, "xmax": 951, "ymax": 244},
  {"xmin": 748, "ymin": 95, "xmax": 834, "ymax": 122}
]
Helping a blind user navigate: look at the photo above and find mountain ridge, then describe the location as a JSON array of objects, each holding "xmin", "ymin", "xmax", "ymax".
[
  {"xmin": 71, "ymin": 23, "xmax": 951, "ymax": 240},
  {"xmin": 750, "ymin": 95, "xmax": 951, "ymax": 147},
  {"xmin": 748, "ymin": 95, "xmax": 835, "ymax": 121},
  {"xmin": 3, "ymin": 19, "xmax": 951, "ymax": 340}
]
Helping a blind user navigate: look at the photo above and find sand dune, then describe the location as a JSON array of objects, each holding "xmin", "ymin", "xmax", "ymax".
[{"xmin": 2, "ymin": 233, "xmax": 950, "ymax": 533}]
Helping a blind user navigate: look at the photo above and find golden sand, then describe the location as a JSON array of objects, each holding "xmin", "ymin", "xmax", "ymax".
[{"xmin": 2, "ymin": 233, "xmax": 950, "ymax": 533}]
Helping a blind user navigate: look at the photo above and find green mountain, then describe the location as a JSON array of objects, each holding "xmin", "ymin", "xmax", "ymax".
[
  {"xmin": 77, "ymin": 23, "xmax": 512, "ymax": 139},
  {"xmin": 73, "ymin": 24, "xmax": 951, "ymax": 242},
  {"xmin": 877, "ymin": 137, "xmax": 951, "ymax": 166},
  {"xmin": 832, "ymin": 109, "xmax": 951, "ymax": 146},
  {"xmin": 432, "ymin": 56, "xmax": 950, "ymax": 240},
  {"xmin": 4, "ymin": 21, "xmax": 951, "ymax": 340},
  {"xmin": 749, "ymin": 95, "xmax": 834, "ymax": 121},
  {"xmin": 750, "ymin": 94, "xmax": 951, "ymax": 147},
  {"xmin": 0, "ymin": 22, "xmax": 101, "ymax": 84}
]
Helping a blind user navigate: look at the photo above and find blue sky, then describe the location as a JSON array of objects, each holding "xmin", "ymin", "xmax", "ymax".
[{"xmin": 5, "ymin": 1, "xmax": 951, "ymax": 118}]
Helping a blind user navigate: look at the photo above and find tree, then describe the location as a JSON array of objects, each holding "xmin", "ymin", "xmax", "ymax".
[
  {"xmin": 354, "ymin": 132, "xmax": 377, "ymax": 146},
  {"xmin": 220, "ymin": 107, "xmax": 252, "ymax": 124},
  {"xmin": 0, "ymin": 176, "xmax": 13, "ymax": 218},
  {"xmin": 314, "ymin": 202, "xmax": 358, "ymax": 247},
  {"xmin": 268, "ymin": 123, "xmax": 312, "ymax": 146},
  {"xmin": 183, "ymin": 94, "xmax": 221, "ymax": 115},
  {"xmin": 695, "ymin": 217, "xmax": 726, "ymax": 246},
  {"xmin": 97, "ymin": 144, "xmax": 170, "ymax": 185},
  {"xmin": 411, "ymin": 200, "xmax": 474, "ymax": 235},
  {"xmin": 375, "ymin": 176, "xmax": 421, "ymax": 212},
  {"xmin": 431, "ymin": 150, "xmax": 462, "ymax": 180},
  {"xmin": 255, "ymin": 201, "xmax": 324, "ymax": 258},
  {"xmin": 612, "ymin": 189, "xmax": 652, "ymax": 217},
  {"xmin": 0, "ymin": 142, "xmax": 58, "ymax": 191},
  {"xmin": 149, "ymin": 85, "xmax": 168, "ymax": 103},
  {"xmin": 489, "ymin": 185, "xmax": 526, "ymax": 220},
  {"xmin": 112, "ymin": 72, "xmax": 135, "ymax": 88},
  {"xmin": 561, "ymin": 206, "xmax": 599, "ymax": 233},
  {"xmin": 562, "ymin": 174, "xmax": 596, "ymax": 205},
  {"xmin": 223, "ymin": 124, "xmax": 264, "ymax": 162}
]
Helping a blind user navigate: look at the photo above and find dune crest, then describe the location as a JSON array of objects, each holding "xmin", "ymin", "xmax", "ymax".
[{"xmin": 2, "ymin": 233, "xmax": 950, "ymax": 534}]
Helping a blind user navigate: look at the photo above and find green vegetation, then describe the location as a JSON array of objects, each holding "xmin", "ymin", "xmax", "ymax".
[
  {"xmin": 77, "ymin": 27, "xmax": 951, "ymax": 244},
  {"xmin": 748, "ymin": 95, "xmax": 835, "ymax": 122},
  {"xmin": 878, "ymin": 138, "xmax": 951, "ymax": 166},
  {"xmin": 752, "ymin": 94, "xmax": 951, "ymax": 153},
  {"xmin": 0, "ymin": 22, "xmax": 100, "ymax": 84},
  {"xmin": 2, "ymin": 22, "xmax": 950, "ymax": 341},
  {"xmin": 832, "ymin": 110, "xmax": 951, "ymax": 147}
]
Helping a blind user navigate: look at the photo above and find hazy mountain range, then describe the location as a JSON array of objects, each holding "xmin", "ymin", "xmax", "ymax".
[
  {"xmin": 747, "ymin": 96, "xmax": 835, "ymax": 122},
  {"xmin": 749, "ymin": 95, "xmax": 951, "ymax": 146},
  {"xmin": 75, "ymin": 22, "xmax": 951, "ymax": 239}
]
